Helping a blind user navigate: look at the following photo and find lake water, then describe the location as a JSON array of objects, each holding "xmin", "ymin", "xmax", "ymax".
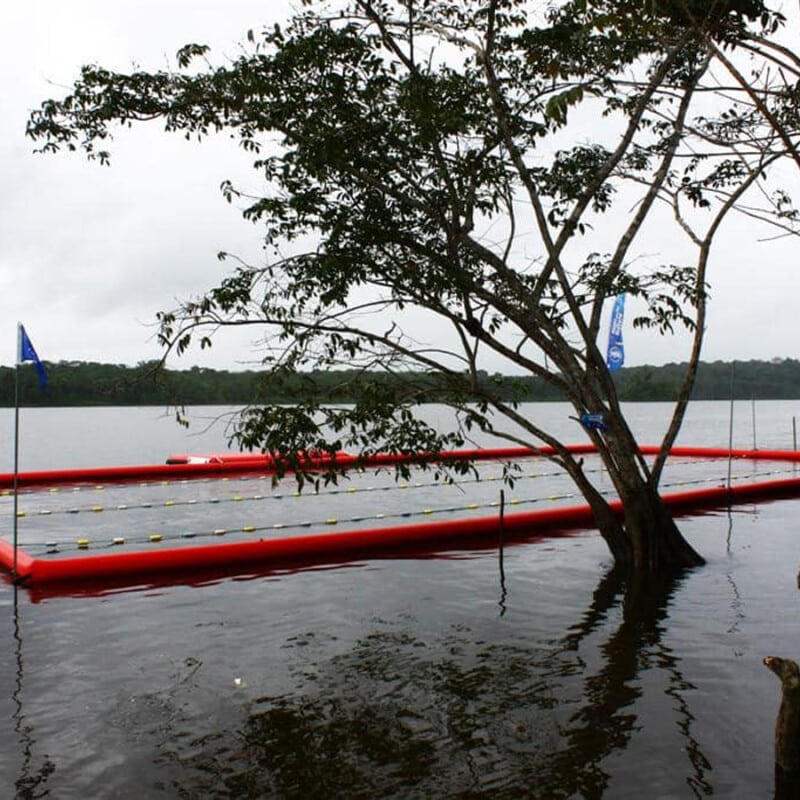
[
  {"xmin": 3, "ymin": 398, "xmax": 800, "ymax": 471},
  {"xmin": 2, "ymin": 402, "xmax": 800, "ymax": 798}
]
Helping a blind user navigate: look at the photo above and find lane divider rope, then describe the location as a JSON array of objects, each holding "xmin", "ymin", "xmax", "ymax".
[
  {"xmin": 4, "ymin": 457, "xmax": 735, "ymax": 520},
  {"xmin": 20, "ymin": 466, "xmax": 781, "ymax": 555}
]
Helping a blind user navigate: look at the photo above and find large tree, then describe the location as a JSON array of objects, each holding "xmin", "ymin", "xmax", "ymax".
[{"xmin": 27, "ymin": 0, "xmax": 798, "ymax": 576}]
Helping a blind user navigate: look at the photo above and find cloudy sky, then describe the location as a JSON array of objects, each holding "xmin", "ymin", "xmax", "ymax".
[{"xmin": 2, "ymin": 1, "xmax": 799, "ymax": 373}]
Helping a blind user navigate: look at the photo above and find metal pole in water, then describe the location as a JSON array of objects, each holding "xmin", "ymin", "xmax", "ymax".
[
  {"xmin": 793, "ymin": 416, "xmax": 797, "ymax": 451},
  {"xmin": 751, "ymin": 397, "xmax": 757, "ymax": 450},
  {"xmin": 727, "ymin": 362, "xmax": 735, "ymax": 491},
  {"xmin": 497, "ymin": 489, "xmax": 507, "ymax": 616}
]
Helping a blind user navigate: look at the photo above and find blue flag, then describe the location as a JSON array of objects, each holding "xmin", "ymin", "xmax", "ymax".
[
  {"xmin": 18, "ymin": 324, "xmax": 47, "ymax": 387},
  {"xmin": 606, "ymin": 294, "xmax": 625, "ymax": 373}
]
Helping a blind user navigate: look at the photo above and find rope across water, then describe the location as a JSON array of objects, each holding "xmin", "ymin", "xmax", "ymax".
[{"xmin": 12, "ymin": 461, "xmax": 793, "ymax": 555}]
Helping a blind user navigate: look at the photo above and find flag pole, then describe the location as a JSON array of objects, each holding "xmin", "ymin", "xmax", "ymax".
[
  {"xmin": 12, "ymin": 351, "xmax": 21, "ymax": 580},
  {"xmin": 12, "ymin": 323, "xmax": 23, "ymax": 579},
  {"xmin": 12, "ymin": 323, "xmax": 47, "ymax": 581}
]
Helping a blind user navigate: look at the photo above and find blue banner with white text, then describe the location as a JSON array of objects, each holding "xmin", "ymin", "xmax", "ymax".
[{"xmin": 606, "ymin": 294, "xmax": 625, "ymax": 373}]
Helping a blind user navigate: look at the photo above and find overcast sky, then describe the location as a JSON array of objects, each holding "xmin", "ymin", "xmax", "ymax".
[{"xmin": 2, "ymin": 1, "xmax": 799, "ymax": 373}]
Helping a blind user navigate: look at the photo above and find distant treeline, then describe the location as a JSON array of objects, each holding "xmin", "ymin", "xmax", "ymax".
[{"xmin": 2, "ymin": 358, "xmax": 800, "ymax": 407}]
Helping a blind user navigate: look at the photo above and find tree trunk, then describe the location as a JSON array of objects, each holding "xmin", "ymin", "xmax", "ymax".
[
  {"xmin": 619, "ymin": 483, "xmax": 705, "ymax": 573},
  {"xmin": 589, "ymin": 484, "xmax": 704, "ymax": 575},
  {"xmin": 579, "ymin": 439, "xmax": 706, "ymax": 576}
]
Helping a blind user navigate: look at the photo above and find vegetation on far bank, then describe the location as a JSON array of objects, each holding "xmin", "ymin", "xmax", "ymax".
[{"xmin": 4, "ymin": 358, "xmax": 800, "ymax": 407}]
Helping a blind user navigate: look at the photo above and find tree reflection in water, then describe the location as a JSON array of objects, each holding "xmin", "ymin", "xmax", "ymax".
[
  {"xmin": 147, "ymin": 567, "xmax": 714, "ymax": 799},
  {"xmin": 551, "ymin": 569, "xmax": 711, "ymax": 798}
]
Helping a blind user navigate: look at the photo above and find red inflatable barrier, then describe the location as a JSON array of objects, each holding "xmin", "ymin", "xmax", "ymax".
[
  {"xmin": 4, "ymin": 444, "xmax": 793, "ymax": 492},
  {"xmin": 637, "ymin": 445, "xmax": 800, "ymax": 461},
  {"xmin": 165, "ymin": 445, "xmax": 600, "ymax": 466},
  {"xmin": 0, "ymin": 445, "xmax": 585, "ymax": 490},
  {"xmin": 5, "ymin": 470, "xmax": 800, "ymax": 586},
  {"xmin": 4, "ymin": 444, "xmax": 800, "ymax": 588}
]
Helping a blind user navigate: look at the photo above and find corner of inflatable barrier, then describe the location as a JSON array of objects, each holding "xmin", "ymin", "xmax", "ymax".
[{"xmin": 0, "ymin": 539, "xmax": 34, "ymax": 584}]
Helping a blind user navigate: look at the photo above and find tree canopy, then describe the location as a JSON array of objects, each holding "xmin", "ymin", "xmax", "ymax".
[{"xmin": 26, "ymin": 0, "xmax": 800, "ymax": 575}]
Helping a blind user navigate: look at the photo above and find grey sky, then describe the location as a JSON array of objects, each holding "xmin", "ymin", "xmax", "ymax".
[{"xmin": 2, "ymin": 1, "xmax": 799, "ymax": 372}]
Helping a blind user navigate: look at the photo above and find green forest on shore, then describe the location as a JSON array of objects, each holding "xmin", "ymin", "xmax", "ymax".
[{"xmin": 3, "ymin": 358, "xmax": 800, "ymax": 407}]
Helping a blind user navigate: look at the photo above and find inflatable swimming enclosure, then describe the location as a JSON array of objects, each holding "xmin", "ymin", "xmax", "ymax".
[{"xmin": 3, "ymin": 445, "xmax": 800, "ymax": 588}]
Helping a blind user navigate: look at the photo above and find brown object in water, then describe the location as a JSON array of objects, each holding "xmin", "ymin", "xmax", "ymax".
[{"xmin": 764, "ymin": 656, "xmax": 800, "ymax": 776}]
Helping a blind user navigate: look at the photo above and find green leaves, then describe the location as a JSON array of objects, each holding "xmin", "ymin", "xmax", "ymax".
[
  {"xmin": 176, "ymin": 43, "xmax": 210, "ymax": 68},
  {"xmin": 544, "ymin": 85, "xmax": 586, "ymax": 126}
]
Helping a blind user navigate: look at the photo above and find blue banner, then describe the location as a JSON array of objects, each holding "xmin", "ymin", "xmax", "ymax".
[
  {"xmin": 18, "ymin": 324, "xmax": 47, "ymax": 387},
  {"xmin": 606, "ymin": 294, "xmax": 625, "ymax": 373},
  {"xmin": 580, "ymin": 412, "xmax": 607, "ymax": 432}
]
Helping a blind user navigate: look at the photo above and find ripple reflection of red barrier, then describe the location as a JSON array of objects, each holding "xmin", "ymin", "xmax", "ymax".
[{"xmin": 4, "ymin": 445, "xmax": 800, "ymax": 587}]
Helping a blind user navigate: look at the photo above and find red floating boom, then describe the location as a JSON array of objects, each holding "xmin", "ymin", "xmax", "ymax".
[{"xmin": 3, "ymin": 445, "xmax": 800, "ymax": 587}]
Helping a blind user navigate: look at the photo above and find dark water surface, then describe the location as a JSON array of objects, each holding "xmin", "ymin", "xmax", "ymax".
[
  {"xmin": 2, "ymin": 499, "xmax": 800, "ymax": 798},
  {"xmin": 2, "ymin": 403, "xmax": 800, "ymax": 797}
]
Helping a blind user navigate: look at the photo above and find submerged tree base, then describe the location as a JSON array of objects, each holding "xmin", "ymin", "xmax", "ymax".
[{"xmin": 594, "ymin": 487, "xmax": 706, "ymax": 577}]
